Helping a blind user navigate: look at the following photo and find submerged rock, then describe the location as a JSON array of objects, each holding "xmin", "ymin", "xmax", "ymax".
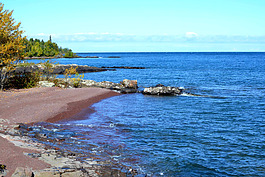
[{"xmin": 143, "ymin": 85, "xmax": 184, "ymax": 96}]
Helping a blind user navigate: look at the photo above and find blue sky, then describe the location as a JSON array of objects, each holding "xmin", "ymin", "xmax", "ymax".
[{"xmin": 2, "ymin": 0, "xmax": 265, "ymax": 52}]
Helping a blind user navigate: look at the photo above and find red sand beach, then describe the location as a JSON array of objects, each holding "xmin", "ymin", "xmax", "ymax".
[{"xmin": 0, "ymin": 87, "xmax": 119, "ymax": 176}]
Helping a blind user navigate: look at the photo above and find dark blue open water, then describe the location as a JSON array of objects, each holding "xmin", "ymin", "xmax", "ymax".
[{"xmin": 30, "ymin": 53, "xmax": 265, "ymax": 176}]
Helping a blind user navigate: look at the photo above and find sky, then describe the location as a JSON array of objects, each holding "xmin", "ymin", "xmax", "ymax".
[{"xmin": 2, "ymin": 0, "xmax": 265, "ymax": 52}]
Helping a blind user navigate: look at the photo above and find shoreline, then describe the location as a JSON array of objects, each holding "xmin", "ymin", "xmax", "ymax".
[{"xmin": 0, "ymin": 87, "xmax": 120, "ymax": 176}]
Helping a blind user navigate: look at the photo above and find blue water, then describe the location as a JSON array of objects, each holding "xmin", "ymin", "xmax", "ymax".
[{"xmin": 30, "ymin": 53, "xmax": 265, "ymax": 176}]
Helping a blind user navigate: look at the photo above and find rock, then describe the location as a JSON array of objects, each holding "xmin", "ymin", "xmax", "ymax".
[
  {"xmin": 34, "ymin": 170, "xmax": 60, "ymax": 177},
  {"xmin": 0, "ymin": 119, "xmax": 9, "ymax": 123},
  {"xmin": 11, "ymin": 167, "xmax": 33, "ymax": 177},
  {"xmin": 0, "ymin": 170, "xmax": 7, "ymax": 177},
  {"xmin": 84, "ymin": 56, "xmax": 99, "ymax": 58},
  {"xmin": 98, "ymin": 81, "xmax": 124, "ymax": 90},
  {"xmin": 14, "ymin": 65, "xmax": 39, "ymax": 74},
  {"xmin": 80, "ymin": 80, "xmax": 97, "ymax": 87},
  {"xmin": 107, "ymin": 56, "xmax": 120, "ymax": 58},
  {"xmin": 38, "ymin": 81, "xmax": 55, "ymax": 87},
  {"xmin": 143, "ymin": 85, "xmax": 184, "ymax": 96},
  {"xmin": 52, "ymin": 65, "xmax": 109, "ymax": 74},
  {"xmin": 58, "ymin": 84, "xmax": 66, "ymax": 88},
  {"xmin": 101, "ymin": 66, "xmax": 145, "ymax": 69},
  {"xmin": 121, "ymin": 79, "xmax": 138, "ymax": 89},
  {"xmin": 61, "ymin": 171, "xmax": 84, "ymax": 177},
  {"xmin": 10, "ymin": 64, "xmax": 111, "ymax": 75},
  {"xmin": 0, "ymin": 164, "xmax": 7, "ymax": 177},
  {"xmin": 78, "ymin": 79, "xmax": 139, "ymax": 93},
  {"xmin": 120, "ymin": 88, "xmax": 139, "ymax": 94},
  {"xmin": 34, "ymin": 168, "xmax": 87, "ymax": 177}
]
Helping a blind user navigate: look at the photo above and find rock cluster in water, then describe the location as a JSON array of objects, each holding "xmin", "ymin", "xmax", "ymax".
[
  {"xmin": 39, "ymin": 79, "xmax": 185, "ymax": 96},
  {"xmin": 74, "ymin": 79, "xmax": 138, "ymax": 94},
  {"xmin": 143, "ymin": 84, "xmax": 184, "ymax": 96}
]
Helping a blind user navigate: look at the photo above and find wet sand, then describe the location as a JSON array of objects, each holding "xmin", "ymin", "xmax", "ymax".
[{"xmin": 0, "ymin": 87, "xmax": 120, "ymax": 176}]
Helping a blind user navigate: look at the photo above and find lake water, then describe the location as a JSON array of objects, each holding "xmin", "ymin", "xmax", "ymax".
[{"xmin": 29, "ymin": 52, "xmax": 265, "ymax": 176}]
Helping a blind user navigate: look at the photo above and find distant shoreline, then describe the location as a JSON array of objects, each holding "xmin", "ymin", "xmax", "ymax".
[
  {"xmin": 23, "ymin": 52, "xmax": 265, "ymax": 60},
  {"xmin": 24, "ymin": 55, "xmax": 121, "ymax": 60}
]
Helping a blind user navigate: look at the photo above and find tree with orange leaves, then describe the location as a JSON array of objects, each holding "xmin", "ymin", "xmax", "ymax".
[{"xmin": 0, "ymin": 3, "xmax": 25, "ymax": 90}]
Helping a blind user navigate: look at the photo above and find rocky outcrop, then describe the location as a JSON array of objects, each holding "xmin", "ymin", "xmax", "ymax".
[
  {"xmin": 12, "ymin": 64, "xmax": 145, "ymax": 75},
  {"xmin": 80, "ymin": 79, "xmax": 139, "ymax": 93},
  {"xmin": 52, "ymin": 64, "xmax": 111, "ymax": 74},
  {"xmin": 37, "ymin": 78, "xmax": 186, "ymax": 96},
  {"xmin": 14, "ymin": 64, "xmax": 111, "ymax": 74},
  {"xmin": 108, "ymin": 56, "xmax": 120, "ymax": 58},
  {"xmin": 143, "ymin": 84, "xmax": 184, "ymax": 96},
  {"xmin": 101, "ymin": 66, "xmax": 145, "ymax": 69},
  {"xmin": 76, "ymin": 56, "xmax": 120, "ymax": 58}
]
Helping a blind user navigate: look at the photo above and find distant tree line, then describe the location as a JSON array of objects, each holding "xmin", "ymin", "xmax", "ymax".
[
  {"xmin": 1, "ymin": 2, "xmax": 79, "ymax": 90},
  {"xmin": 23, "ymin": 38, "xmax": 78, "ymax": 58}
]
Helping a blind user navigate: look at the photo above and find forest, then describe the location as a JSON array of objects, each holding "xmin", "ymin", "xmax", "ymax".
[{"xmin": 23, "ymin": 37, "xmax": 78, "ymax": 58}]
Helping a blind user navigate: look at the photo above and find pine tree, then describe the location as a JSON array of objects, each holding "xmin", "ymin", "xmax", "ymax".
[{"xmin": 0, "ymin": 3, "xmax": 25, "ymax": 90}]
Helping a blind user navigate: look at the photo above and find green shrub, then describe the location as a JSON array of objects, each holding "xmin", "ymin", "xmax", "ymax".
[{"xmin": 8, "ymin": 71, "xmax": 42, "ymax": 89}]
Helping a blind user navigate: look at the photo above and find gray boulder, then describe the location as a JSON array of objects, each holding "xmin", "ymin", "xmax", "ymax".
[
  {"xmin": 79, "ymin": 79, "xmax": 138, "ymax": 93},
  {"xmin": 143, "ymin": 84, "xmax": 184, "ymax": 96},
  {"xmin": 38, "ymin": 81, "xmax": 55, "ymax": 87}
]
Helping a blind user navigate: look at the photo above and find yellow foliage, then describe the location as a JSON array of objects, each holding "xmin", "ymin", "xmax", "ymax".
[
  {"xmin": 0, "ymin": 3, "xmax": 25, "ymax": 90},
  {"xmin": 64, "ymin": 66, "xmax": 78, "ymax": 88},
  {"xmin": 64, "ymin": 66, "xmax": 78, "ymax": 77},
  {"xmin": 72, "ymin": 73, "xmax": 84, "ymax": 88}
]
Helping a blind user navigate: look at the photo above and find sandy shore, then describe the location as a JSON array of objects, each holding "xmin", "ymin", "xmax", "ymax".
[{"xmin": 0, "ymin": 87, "xmax": 120, "ymax": 176}]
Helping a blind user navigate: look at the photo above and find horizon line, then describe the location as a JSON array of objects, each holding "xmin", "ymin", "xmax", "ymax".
[{"xmin": 75, "ymin": 51, "xmax": 265, "ymax": 53}]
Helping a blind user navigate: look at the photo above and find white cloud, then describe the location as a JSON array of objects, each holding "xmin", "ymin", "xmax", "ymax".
[
  {"xmin": 185, "ymin": 32, "xmax": 199, "ymax": 39},
  {"xmin": 26, "ymin": 32, "xmax": 265, "ymax": 44},
  {"xmin": 36, "ymin": 33, "xmax": 46, "ymax": 36},
  {"xmin": 74, "ymin": 32, "xmax": 97, "ymax": 35}
]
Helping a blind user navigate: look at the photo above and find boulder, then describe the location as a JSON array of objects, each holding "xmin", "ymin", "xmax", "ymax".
[
  {"xmin": 38, "ymin": 81, "xmax": 55, "ymax": 87},
  {"xmin": 143, "ymin": 85, "xmax": 184, "ymax": 96},
  {"xmin": 121, "ymin": 79, "xmax": 138, "ymax": 89},
  {"xmin": 79, "ymin": 79, "xmax": 138, "ymax": 93},
  {"xmin": 97, "ymin": 81, "xmax": 124, "ymax": 90},
  {"xmin": 11, "ymin": 167, "xmax": 33, "ymax": 177},
  {"xmin": 81, "ymin": 80, "xmax": 98, "ymax": 87}
]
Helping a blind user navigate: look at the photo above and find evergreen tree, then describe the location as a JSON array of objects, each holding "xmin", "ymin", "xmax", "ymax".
[{"xmin": 23, "ymin": 38, "xmax": 77, "ymax": 58}]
